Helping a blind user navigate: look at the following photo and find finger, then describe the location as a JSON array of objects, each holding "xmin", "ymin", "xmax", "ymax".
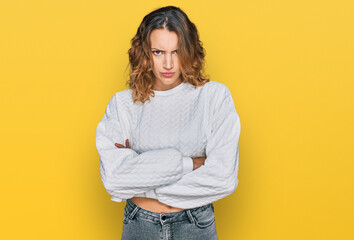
[
  {"xmin": 126, "ymin": 139, "xmax": 130, "ymax": 148},
  {"xmin": 115, "ymin": 143, "xmax": 126, "ymax": 148}
]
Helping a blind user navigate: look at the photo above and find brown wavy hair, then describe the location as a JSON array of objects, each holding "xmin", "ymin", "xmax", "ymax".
[{"xmin": 125, "ymin": 5, "xmax": 210, "ymax": 104}]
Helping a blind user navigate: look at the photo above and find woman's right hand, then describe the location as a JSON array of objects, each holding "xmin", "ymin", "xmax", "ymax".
[{"xmin": 192, "ymin": 156, "xmax": 206, "ymax": 170}]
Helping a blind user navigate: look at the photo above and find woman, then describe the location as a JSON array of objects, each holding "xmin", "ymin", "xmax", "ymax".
[{"xmin": 96, "ymin": 5, "xmax": 241, "ymax": 240}]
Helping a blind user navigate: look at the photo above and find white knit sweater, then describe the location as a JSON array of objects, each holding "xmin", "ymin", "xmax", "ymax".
[{"xmin": 95, "ymin": 80, "xmax": 241, "ymax": 209}]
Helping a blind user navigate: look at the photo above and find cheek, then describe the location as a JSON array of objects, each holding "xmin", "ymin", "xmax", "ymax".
[
  {"xmin": 152, "ymin": 61, "xmax": 161, "ymax": 78},
  {"xmin": 152, "ymin": 58, "xmax": 161, "ymax": 70},
  {"xmin": 175, "ymin": 62, "xmax": 181, "ymax": 73},
  {"xmin": 175, "ymin": 58, "xmax": 181, "ymax": 71},
  {"xmin": 151, "ymin": 61, "xmax": 158, "ymax": 72}
]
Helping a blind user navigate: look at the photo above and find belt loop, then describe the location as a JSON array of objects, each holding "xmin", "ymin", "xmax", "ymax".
[
  {"xmin": 128, "ymin": 205, "xmax": 140, "ymax": 220},
  {"xmin": 186, "ymin": 209, "xmax": 195, "ymax": 224}
]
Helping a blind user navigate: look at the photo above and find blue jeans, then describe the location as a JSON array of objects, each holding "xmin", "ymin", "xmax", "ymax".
[{"xmin": 121, "ymin": 198, "xmax": 218, "ymax": 240}]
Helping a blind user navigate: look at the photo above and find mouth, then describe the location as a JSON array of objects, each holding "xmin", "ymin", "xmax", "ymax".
[{"xmin": 161, "ymin": 72, "xmax": 175, "ymax": 78}]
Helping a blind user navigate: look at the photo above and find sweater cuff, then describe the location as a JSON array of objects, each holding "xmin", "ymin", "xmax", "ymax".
[{"xmin": 182, "ymin": 156, "xmax": 194, "ymax": 174}]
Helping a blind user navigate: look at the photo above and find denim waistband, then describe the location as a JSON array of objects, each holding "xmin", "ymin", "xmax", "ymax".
[{"xmin": 125, "ymin": 198, "xmax": 214, "ymax": 225}]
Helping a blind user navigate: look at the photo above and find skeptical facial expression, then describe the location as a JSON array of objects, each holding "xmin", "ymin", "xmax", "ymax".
[{"xmin": 150, "ymin": 28, "xmax": 182, "ymax": 91}]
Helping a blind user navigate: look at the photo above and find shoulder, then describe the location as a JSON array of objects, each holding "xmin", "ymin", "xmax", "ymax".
[
  {"xmin": 202, "ymin": 80, "xmax": 230, "ymax": 93},
  {"xmin": 201, "ymin": 80, "xmax": 232, "ymax": 100},
  {"xmin": 202, "ymin": 81, "xmax": 236, "ymax": 117},
  {"xmin": 112, "ymin": 89, "xmax": 134, "ymax": 106},
  {"xmin": 114, "ymin": 88, "xmax": 132, "ymax": 100},
  {"xmin": 102, "ymin": 89, "xmax": 134, "ymax": 115},
  {"xmin": 111, "ymin": 89, "xmax": 135, "ymax": 117}
]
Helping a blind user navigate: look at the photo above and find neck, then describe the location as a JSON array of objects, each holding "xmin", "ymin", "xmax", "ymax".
[{"xmin": 153, "ymin": 79, "xmax": 182, "ymax": 91}]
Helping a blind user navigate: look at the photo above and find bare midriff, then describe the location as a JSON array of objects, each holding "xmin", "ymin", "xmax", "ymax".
[{"xmin": 131, "ymin": 196, "xmax": 185, "ymax": 213}]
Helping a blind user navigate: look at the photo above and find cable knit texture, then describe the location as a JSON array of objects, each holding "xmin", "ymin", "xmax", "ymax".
[{"xmin": 95, "ymin": 80, "xmax": 241, "ymax": 208}]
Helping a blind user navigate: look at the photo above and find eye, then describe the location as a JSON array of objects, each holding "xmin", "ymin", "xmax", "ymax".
[
  {"xmin": 172, "ymin": 50, "xmax": 178, "ymax": 54},
  {"xmin": 152, "ymin": 50, "xmax": 162, "ymax": 56}
]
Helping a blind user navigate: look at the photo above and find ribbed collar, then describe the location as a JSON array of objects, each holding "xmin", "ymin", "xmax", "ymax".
[{"xmin": 153, "ymin": 82, "xmax": 187, "ymax": 96}]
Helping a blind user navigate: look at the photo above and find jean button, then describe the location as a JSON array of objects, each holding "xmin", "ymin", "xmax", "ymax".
[{"xmin": 161, "ymin": 215, "xmax": 166, "ymax": 220}]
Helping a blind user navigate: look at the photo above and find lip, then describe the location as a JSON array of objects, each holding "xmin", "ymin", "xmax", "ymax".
[{"xmin": 161, "ymin": 72, "xmax": 175, "ymax": 78}]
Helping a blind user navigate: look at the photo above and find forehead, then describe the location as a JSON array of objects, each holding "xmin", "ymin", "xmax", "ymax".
[{"xmin": 150, "ymin": 28, "xmax": 178, "ymax": 50}]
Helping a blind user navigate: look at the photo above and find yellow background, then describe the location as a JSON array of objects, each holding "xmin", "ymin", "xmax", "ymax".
[{"xmin": 1, "ymin": 0, "xmax": 353, "ymax": 239}]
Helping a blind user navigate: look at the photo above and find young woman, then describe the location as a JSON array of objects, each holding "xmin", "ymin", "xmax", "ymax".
[{"xmin": 96, "ymin": 5, "xmax": 241, "ymax": 240}]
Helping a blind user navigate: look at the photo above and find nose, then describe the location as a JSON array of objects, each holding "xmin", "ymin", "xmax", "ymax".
[{"xmin": 163, "ymin": 53, "xmax": 173, "ymax": 70}]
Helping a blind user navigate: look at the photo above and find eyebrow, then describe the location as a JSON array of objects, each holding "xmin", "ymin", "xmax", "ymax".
[{"xmin": 151, "ymin": 48, "xmax": 178, "ymax": 51}]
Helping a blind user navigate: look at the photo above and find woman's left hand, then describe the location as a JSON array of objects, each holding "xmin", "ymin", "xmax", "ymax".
[{"xmin": 114, "ymin": 139, "xmax": 130, "ymax": 148}]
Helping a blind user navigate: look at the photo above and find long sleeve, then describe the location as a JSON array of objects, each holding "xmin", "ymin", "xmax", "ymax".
[
  {"xmin": 149, "ymin": 86, "xmax": 241, "ymax": 209},
  {"xmin": 95, "ymin": 93, "xmax": 194, "ymax": 201}
]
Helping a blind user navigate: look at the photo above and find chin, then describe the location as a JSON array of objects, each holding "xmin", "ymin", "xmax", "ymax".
[{"xmin": 160, "ymin": 78, "xmax": 179, "ymax": 85}]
